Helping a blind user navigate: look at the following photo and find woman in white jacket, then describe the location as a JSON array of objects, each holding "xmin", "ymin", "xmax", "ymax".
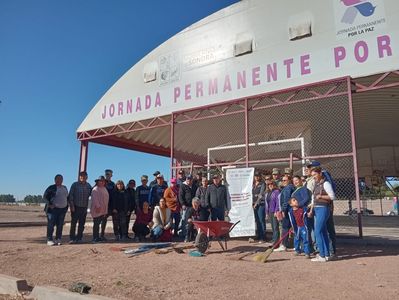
[
  {"xmin": 91, "ymin": 176, "xmax": 109, "ymax": 242},
  {"xmin": 151, "ymin": 197, "xmax": 172, "ymax": 241}
]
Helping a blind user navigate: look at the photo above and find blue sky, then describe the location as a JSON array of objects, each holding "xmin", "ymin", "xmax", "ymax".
[{"xmin": 0, "ymin": 0, "xmax": 237, "ymax": 200}]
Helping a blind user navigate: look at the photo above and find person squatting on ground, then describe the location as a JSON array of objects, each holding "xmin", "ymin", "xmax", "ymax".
[
  {"xmin": 310, "ymin": 167, "xmax": 336, "ymax": 262},
  {"xmin": 252, "ymin": 172, "xmax": 266, "ymax": 243},
  {"xmin": 184, "ymin": 197, "xmax": 202, "ymax": 242},
  {"xmin": 111, "ymin": 180, "xmax": 129, "ymax": 241},
  {"xmin": 68, "ymin": 171, "xmax": 92, "ymax": 244},
  {"xmin": 151, "ymin": 198, "xmax": 172, "ymax": 242},
  {"xmin": 205, "ymin": 174, "xmax": 230, "ymax": 221},
  {"xmin": 90, "ymin": 176, "xmax": 109, "ymax": 243},
  {"xmin": 163, "ymin": 178, "xmax": 181, "ymax": 237},
  {"xmin": 288, "ymin": 197, "xmax": 311, "ymax": 258},
  {"xmin": 133, "ymin": 201, "xmax": 153, "ymax": 241},
  {"xmin": 43, "ymin": 174, "xmax": 68, "ymax": 246}
]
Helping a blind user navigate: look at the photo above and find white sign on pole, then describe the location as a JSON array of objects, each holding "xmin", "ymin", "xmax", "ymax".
[{"xmin": 226, "ymin": 167, "xmax": 256, "ymax": 237}]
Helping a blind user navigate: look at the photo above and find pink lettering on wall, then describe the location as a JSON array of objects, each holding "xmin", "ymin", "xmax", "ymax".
[
  {"xmin": 354, "ymin": 41, "xmax": 369, "ymax": 63},
  {"xmin": 196, "ymin": 81, "xmax": 203, "ymax": 97},
  {"xmin": 208, "ymin": 78, "xmax": 218, "ymax": 95},
  {"xmin": 127, "ymin": 99, "xmax": 133, "ymax": 114},
  {"xmin": 377, "ymin": 35, "xmax": 392, "ymax": 58},
  {"xmin": 145, "ymin": 95, "xmax": 151, "ymax": 109},
  {"xmin": 174, "ymin": 87, "xmax": 181, "ymax": 103},
  {"xmin": 223, "ymin": 75, "xmax": 232, "ymax": 92},
  {"xmin": 252, "ymin": 66, "xmax": 260, "ymax": 86},
  {"xmin": 283, "ymin": 58, "xmax": 294, "ymax": 79},
  {"xmin": 136, "ymin": 97, "xmax": 142, "ymax": 112},
  {"xmin": 237, "ymin": 70, "xmax": 246, "ymax": 89},
  {"xmin": 118, "ymin": 102, "xmax": 123, "ymax": 116},
  {"xmin": 334, "ymin": 46, "xmax": 346, "ymax": 68},
  {"xmin": 266, "ymin": 63, "xmax": 277, "ymax": 82},
  {"xmin": 300, "ymin": 54, "xmax": 311, "ymax": 75},
  {"xmin": 109, "ymin": 104, "xmax": 115, "ymax": 117},
  {"xmin": 185, "ymin": 84, "xmax": 191, "ymax": 100},
  {"xmin": 155, "ymin": 92, "xmax": 161, "ymax": 107}
]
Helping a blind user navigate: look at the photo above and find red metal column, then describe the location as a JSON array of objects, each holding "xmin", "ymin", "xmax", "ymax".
[
  {"xmin": 244, "ymin": 98, "xmax": 249, "ymax": 168},
  {"xmin": 347, "ymin": 77, "xmax": 363, "ymax": 238},
  {"xmin": 78, "ymin": 141, "xmax": 89, "ymax": 177},
  {"xmin": 170, "ymin": 113, "xmax": 175, "ymax": 179}
]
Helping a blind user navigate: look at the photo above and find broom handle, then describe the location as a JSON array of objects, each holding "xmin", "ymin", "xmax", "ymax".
[{"xmin": 271, "ymin": 228, "xmax": 292, "ymax": 250}]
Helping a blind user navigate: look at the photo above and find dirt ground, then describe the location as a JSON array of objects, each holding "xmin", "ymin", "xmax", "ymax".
[{"xmin": 0, "ymin": 224, "xmax": 398, "ymax": 300}]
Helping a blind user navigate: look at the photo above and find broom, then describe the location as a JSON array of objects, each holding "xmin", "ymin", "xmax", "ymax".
[{"xmin": 253, "ymin": 229, "xmax": 292, "ymax": 263}]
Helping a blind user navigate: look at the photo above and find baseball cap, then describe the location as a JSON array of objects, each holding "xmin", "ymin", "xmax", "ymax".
[
  {"xmin": 153, "ymin": 171, "xmax": 161, "ymax": 176},
  {"xmin": 186, "ymin": 174, "xmax": 193, "ymax": 180},
  {"xmin": 306, "ymin": 161, "xmax": 321, "ymax": 168},
  {"xmin": 170, "ymin": 178, "xmax": 177, "ymax": 184},
  {"xmin": 156, "ymin": 174, "xmax": 164, "ymax": 179},
  {"xmin": 95, "ymin": 176, "xmax": 106, "ymax": 182},
  {"xmin": 272, "ymin": 168, "xmax": 280, "ymax": 175}
]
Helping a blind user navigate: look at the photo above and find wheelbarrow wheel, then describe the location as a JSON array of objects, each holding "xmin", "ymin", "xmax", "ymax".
[{"xmin": 195, "ymin": 231, "xmax": 209, "ymax": 254}]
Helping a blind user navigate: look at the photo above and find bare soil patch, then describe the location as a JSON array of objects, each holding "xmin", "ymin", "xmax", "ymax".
[{"xmin": 0, "ymin": 225, "xmax": 398, "ymax": 300}]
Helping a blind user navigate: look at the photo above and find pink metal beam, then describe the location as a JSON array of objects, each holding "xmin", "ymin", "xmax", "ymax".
[
  {"xmin": 78, "ymin": 141, "xmax": 89, "ymax": 177},
  {"xmin": 347, "ymin": 76, "xmax": 363, "ymax": 238},
  {"xmin": 244, "ymin": 98, "xmax": 249, "ymax": 167}
]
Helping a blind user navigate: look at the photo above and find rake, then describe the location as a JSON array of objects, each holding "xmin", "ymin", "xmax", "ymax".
[{"xmin": 253, "ymin": 229, "xmax": 292, "ymax": 263}]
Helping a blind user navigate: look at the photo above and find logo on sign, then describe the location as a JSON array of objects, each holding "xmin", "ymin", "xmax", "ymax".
[{"xmin": 341, "ymin": 0, "xmax": 376, "ymax": 24}]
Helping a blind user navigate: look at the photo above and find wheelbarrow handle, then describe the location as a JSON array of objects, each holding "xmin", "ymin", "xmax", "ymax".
[{"xmin": 228, "ymin": 220, "xmax": 241, "ymax": 233}]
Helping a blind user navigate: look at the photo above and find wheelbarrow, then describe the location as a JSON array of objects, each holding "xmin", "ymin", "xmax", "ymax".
[{"xmin": 193, "ymin": 220, "xmax": 240, "ymax": 254}]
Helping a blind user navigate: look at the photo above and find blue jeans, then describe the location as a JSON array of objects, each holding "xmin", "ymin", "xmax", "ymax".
[
  {"xmin": 69, "ymin": 206, "xmax": 87, "ymax": 241},
  {"xmin": 152, "ymin": 225, "xmax": 163, "ymax": 238},
  {"xmin": 306, "ymin": 216, "xmax": 316, "ymax": 253},
  {"xmin": 294, "ymin": 226, "xmax": 310, "ymax": 255},
  {"xmin": 211, "ymin": 207, "xmax": 224, "ymax": 221},
  {"xmin": 314, "ymin": 206, "xmax": 330, "ymax": 258},
  {"xmin": 256, "ymin": 205, "xmax": 266, "ymax": 241},
  {"xmin": 269, "ymin": 213, "xmax": 280, "ymax": 243},
  {"xmin": 281, "ymin": 214, "xmax": 291, "ymax": 247},
  {"xmin": 46, "ymin": 206, "xmax": 67, "ymax": 241}
]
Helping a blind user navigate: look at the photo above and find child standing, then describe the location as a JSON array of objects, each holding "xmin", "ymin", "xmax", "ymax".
[{"xmin": 288, "ymin": 197, "xmax": 310, "ymax": 258}]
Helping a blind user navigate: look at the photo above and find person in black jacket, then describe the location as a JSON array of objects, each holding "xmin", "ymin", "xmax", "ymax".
[
  {"xmin": 125, "ymin": 179, "xmax": 137, "ymax": 238},
  {"xmin": 111, "ymin": 180, "xmax": 129, "ymax": 241},
  {"xmin": 179, "ymin": 174, "xmax": 197, "ymax": 238},
  {"xmin": 206, "ymin": 174, "xmax": 230, "ymax": 221}
]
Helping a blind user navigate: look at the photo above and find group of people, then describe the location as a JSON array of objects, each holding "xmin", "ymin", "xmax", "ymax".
[
  {"xmin": 43, "ymin": 162, "xmax": 337, "ymax": 263},
  {"xmin": 43, "ymin": 169, "xmax": 230, "ymax": 245},
  {"xmin": 252, "ymin": 161, "xmax": 337, "ymax": 262}
]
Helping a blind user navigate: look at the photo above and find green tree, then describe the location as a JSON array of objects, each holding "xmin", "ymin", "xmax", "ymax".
[
  {"xmin": 23, "ymin": 195, "xmax": 44, "ymax": 204},
  {"xmin": 0, "ymin": 194, "xmax": 16, "ymax": 203}
]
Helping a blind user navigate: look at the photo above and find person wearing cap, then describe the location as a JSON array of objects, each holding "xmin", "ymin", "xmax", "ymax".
[
  {"xmin": 284, "ymin": 168, "xmax": 293, "ymax": 177},
  {"xmin": 179, "ymin": 174, "xmax": 197, "ymax": 237},
  {"xmin": 275, "ymin": 174, "xmax": 295, "ymax": 252},
  {"xmin": 136, "ymin": 175, "xmax": 151, "ymax": 211},
  {"xmin": 272, "ymin": 168, "xmax": 281, "ymax": 187},
  {"xmin": 195, "ymin": 177, "xmax": 210, "ymax": 221},
  {"xmin": 252, "ymin": 171, "xmax": 266, "ymax": 243},
  {"xmin": 43, "ymin": 174, "xmax": 69, "ymax": 246},
  {"xmin": 163, "ymin": 178, "xmax": 181, "ymax": 237},
  {"xmin": 149, "ymin": 174, "xmax": 168, "ymax": 208},
  {"xmin": 125, "ymin": 179, "xmax": 137, "ymax": 239},
  {"xmin": 90, "ymin": 176, "xmax": 109, "ymax": 243},
  {"xmin": 205, "ymin": 174, "xmax": 230, "ymax": 221},
  {"xmin": 265, "ymin": 180, "xmax": 281, "ymax": 243},
  {"xmin": 177, "ymin": 169, "xmax": 186, "ymax": 186},
  {"xmin": 150, "ymin": 171, "xmax": 161, "ymax": 188},
  {"xmin": 68, "ymin": 171, "xmax": 92, "ymax": 244}
]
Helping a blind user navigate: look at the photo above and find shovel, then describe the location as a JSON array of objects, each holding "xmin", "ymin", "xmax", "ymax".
[{"xmin": 253, "ymin": 229, "xmax": 292, "ymax": 263}]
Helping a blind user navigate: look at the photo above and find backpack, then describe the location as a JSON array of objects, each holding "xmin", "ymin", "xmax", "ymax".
[{"xmin": 322, "ymin": 170, "xmax": 336, "ymax": 193}]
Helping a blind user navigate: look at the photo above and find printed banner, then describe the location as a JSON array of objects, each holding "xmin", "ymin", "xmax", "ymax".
[{"xmin": 226, "ymin": 167, "xmax": 256, "ymax": 237}]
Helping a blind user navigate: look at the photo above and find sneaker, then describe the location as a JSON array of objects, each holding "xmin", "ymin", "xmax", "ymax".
[
  {"xmin": 100, "ymin": 236, "xmax": 107, "ymax": 242},
  {"xmin": 326, "ymin": 255, "xmax": 337, "ymax": 261},
  {"xmin": 54, "ymin": 239, "xmax": 62, "ymax": 246},
  {"xmin": 248, "ymin": 238, "xmax": 256, "ymax": 243},
  {"xmin": 294, "ymin": 252, "xmax": 300, "ymax": 256},
  {"xmin": 311, "ymin": 255, "xmax": 327, "ymax": 262},
  {"xmin": 47, "ymin": 240, "xmax": 55, "ymax": 246},
  {"xmin": 68, "ymin": 240, "xmax": 76, "ymax": 244},
  {"xmin": 274, "ymin": 245, "xmax": 286, "ymax": 252},
  {"xmin": 305, "ymin": 254, "xmax": 311, "ymax": 259}
]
